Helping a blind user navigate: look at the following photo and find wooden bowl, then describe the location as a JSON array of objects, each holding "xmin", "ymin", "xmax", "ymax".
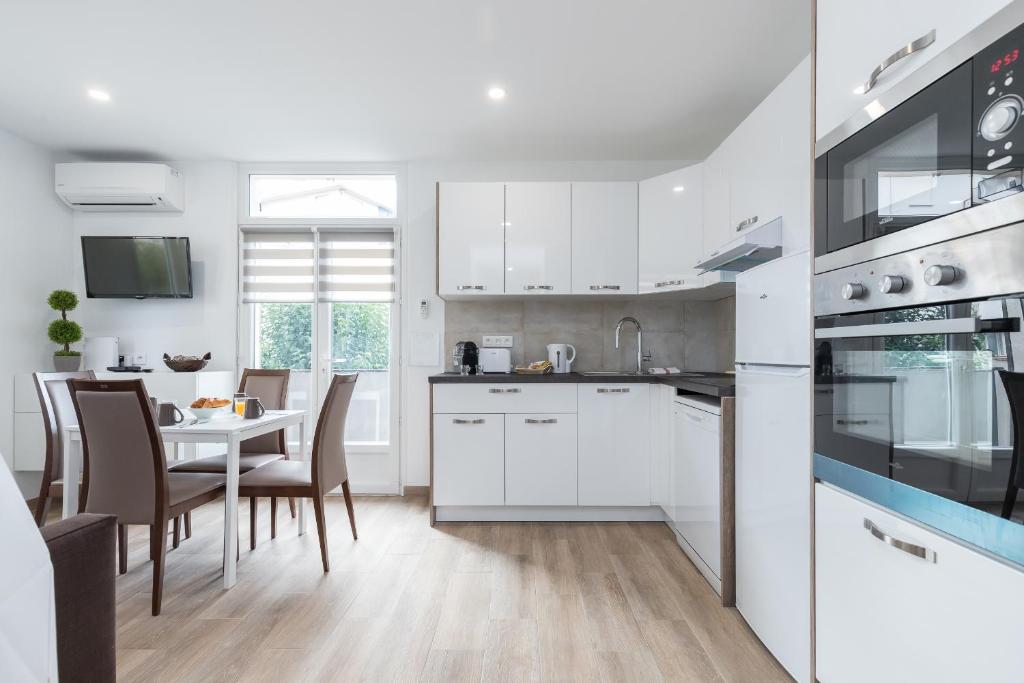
[{"xmin": 163, "ymin": 352, "xmax": 212, "ymax": 372}]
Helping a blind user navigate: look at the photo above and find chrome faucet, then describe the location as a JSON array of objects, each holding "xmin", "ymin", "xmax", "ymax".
[{"xmin": 615, "ymin": 316, "xmax": 652, "ymax": 374}]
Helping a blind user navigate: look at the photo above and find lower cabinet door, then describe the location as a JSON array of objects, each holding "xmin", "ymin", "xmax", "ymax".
[
  {"xmin": 505, "ymin": 414, "xmax": 577, "ymax": 505},
  {"xmin": 433, "ymin": 414, "xmax": 504, "ymax": 506},
  {"xmin": 577, "ymin": 384, "xmax": 651, "ymax": 506},
  {"xmin": 816, "ymin": 483, "xmax": 1024, "ymax": 683}
]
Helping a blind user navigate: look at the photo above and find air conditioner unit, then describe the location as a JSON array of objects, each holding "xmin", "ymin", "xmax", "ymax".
[{"xmin": 54, "ymin": 163, "xmax": 184, "ymax": 212}]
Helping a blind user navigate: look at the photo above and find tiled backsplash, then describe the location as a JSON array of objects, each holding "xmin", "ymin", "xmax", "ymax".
[{"xmin": 444, "ymin": 297, "xmax": 735, "ymax": 373}]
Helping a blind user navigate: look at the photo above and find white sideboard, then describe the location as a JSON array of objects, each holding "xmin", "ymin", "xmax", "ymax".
[{"xmin": 12, "ymin": 370, "xmax": 235, "ymax": 471}]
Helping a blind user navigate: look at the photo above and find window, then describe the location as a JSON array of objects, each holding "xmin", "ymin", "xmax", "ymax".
[{"xmin": 248, "ymin": 174, "xmax": 397, "ymax": 219}]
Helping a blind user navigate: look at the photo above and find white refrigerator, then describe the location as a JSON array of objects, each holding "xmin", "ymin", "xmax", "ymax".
[{"xmin": 734, "ymin": 250, "xmax": 811, "ymax": 683}]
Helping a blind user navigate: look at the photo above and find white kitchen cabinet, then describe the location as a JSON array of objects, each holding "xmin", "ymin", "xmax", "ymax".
[
  {"xmin": 438, "ymin": 182, "xmax": 505, "ymax": 296},
  {"xmin": 432, "ymin": 413, "xmax": 504, "ymax": 506},
  {"xmin": 571, "ymin": 182, "xmax": 638, "ymax": 295},
  {"xmin": 505, "ymin": 413, "xmax": 577, "ymax": 505},
  {"xmin": 433, "ymin": 383, "xmax": 577, "ymax": 414},
  {"xmin": 649, "ymin": 384, "xmax": 674, "ymax": 514},
  {"xmin": 816, "ymin": 483, "xmax": 1024, "ymax": 683},
  {"xmin": 671, "ymin": 398, "xmax": 722, "ymax": 580},
  {"xmin": 701, "ymin": 137, "xmax": 734, "ymax": 265},
  {"xmin": 505, "ymin": 182, "xmax": 571, "ymax": 294},
  {"xmin": 727, "ymin": 104, "xmax": 782, "ymax": 240},
  {"xmin": 816, "ymin": 0, "xmax": 1012, "ymax": 142},
  {"xmin": 577, "ymin": 384, "xmax": 650, "ymax": 506},
  {"xmin": 638, "ymin": 166, "xmax": 703, "ymax": 293}
]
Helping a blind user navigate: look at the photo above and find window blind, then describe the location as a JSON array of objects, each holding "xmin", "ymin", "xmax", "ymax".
[
  {"xmin": 318, "ymin": 230, "xmax": 396, "ymax": 303},
  {"xmin": 241, "ymin": 230, "xmax": 315, "ymax": 303}
]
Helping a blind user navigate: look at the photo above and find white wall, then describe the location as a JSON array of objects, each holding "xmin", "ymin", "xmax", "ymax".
[
  {"xmin": 0, "ymin": 128, "xmax": 74, "ymax": 495},
  {"xmin": 71, "ymin": 161, "xmax": 240, "ymax": 372},
  {"xmin": 400, "ymin": 160, "xmax": 687, "ymax": 486}
]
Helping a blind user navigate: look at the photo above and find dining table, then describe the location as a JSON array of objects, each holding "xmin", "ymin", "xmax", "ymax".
[{"xmin": 63, "ymin": 409, "xmax": 311, "ymax": 589}]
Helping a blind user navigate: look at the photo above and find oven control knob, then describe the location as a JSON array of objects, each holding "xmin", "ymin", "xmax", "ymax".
[
  {"xmin": 841, "ymin": 282, "xmax": 867, "ymax": 300},
  {"xmin": 879, "ymin": 275, "xmax": 906, "ymax": 293},
  {"xmin": 924, "ymin": 265, "xmax": 959, "ymax": 286},
  {"xmin": 980, "ymin": 95, "xmax": 1024, "ymax": 141}
]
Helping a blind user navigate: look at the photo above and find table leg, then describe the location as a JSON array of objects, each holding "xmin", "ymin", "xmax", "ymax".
[
  {"xmin": 62, "ymin": 437, "xmax": 81, "ymax": 518},
  {"xmin": 223, "ymin": 433, "xmax": 240, "ymax": 588},
  {"xmin": 298, "ymin": 415, "xmax": 307, "ymax": 536}
]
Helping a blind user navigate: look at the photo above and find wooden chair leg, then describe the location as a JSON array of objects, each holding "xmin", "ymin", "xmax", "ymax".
[
  {"xmin": 172, "ymin": 517, "xmax": 181, "ymax": 549},
  {"xmin": 342, "ymin": 480, "xmax": 358, "ymax": 540},
  {"xmin": 270, "ymin": 497, "xmax": 278, "ymax": 539},
  {"xmin": 118, "ymin": 524, "xmax": 128, "ymax": 575},
  {"xmin": 184, "ymin": 512, "xmax": 192, "ymax": 539},
  {"xmin": 250, "ymin": 497, "xmax": 258, "ymax": 550},
  {"xmin": 151, "ymin": 523, "xmax": 168, "ymax": 616},
  {"xmin": 34, "ymin": 493, "xmax": 50, "ymax": 527},
  {"xmin": 313, "ymin": 495, "xmax": 329, "ymax": 572},
  {"xmin": 288, "ymin": 496, "xmax": 297, "ymax": 518}
]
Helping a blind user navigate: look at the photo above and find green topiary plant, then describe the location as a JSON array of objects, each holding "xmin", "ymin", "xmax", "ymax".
[{"xmin": 47, "ymin": 289, "xmax": 82, "ymax": 356}]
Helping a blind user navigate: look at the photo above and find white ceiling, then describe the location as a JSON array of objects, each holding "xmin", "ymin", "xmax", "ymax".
[{"xmin": 0, "ymin": 0, "xmax": 810, "ymax": 162}]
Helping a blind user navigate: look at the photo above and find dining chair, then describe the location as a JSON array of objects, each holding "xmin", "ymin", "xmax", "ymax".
[
  {"xmin": 238, "ymin": 373, "xmax": 358, "ymax": 570},
  {"xmin": 32, "ymin": 370, "xmax": 96, "ymax": 526},
  {"xmin": 170, "ymin": 369, "xmax": 296, "ymax": 522},
  {"xmin": 67, "ymin": 378, "xmax": 227, "ymax": 616}
]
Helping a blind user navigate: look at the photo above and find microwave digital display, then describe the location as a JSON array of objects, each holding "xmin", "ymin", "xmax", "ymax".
[{"xmin": 990, "ymin": 47, "xmax": 1020, "ymax": 73}]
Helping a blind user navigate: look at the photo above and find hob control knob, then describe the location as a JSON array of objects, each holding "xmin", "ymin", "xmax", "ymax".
[
  {"xmin": 980, "ymin": 95, "xmax": 1024, "ymax": 141},
  {"xmin": 879, "ymin": 275, "xmax": 907, "ymax": 294},
  {"xmin": 841, "ymin": 282, "xmax": 867, "ymax": 300},
  {"xmin": 924, "ymin": 265, "xmax": 959, "ymax": 286}
]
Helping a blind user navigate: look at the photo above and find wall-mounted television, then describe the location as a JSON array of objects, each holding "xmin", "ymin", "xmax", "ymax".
[{"xmin": 81, "ymin": 236, "xmax": 193, "ymax": 299}]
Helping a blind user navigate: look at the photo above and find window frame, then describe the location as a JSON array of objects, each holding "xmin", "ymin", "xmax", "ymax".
[{"xmin": 238, "ymin": 162, "xmax": 404, "ymax": 227}]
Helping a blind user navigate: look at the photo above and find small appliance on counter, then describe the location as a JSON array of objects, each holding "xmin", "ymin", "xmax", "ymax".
[
  {"xmin": 479, "ymin": 347, "xmax": 512, "ymax": 373},
  {"xmin": 452, "ymin": 341, "xmax": 479, "ymax": 374},
  {"xmin": 546, "ymin": 343, "xmax": 576, "ymax": 373}
]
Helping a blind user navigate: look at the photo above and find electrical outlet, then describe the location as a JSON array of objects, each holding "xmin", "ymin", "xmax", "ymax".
[
  {"xmin": 133, "ymin": 352, "xmax": 147, "ymax": 366},
  {"xmin": 482, "ymin": 334, "xmax": 514, "ymax": 348}
]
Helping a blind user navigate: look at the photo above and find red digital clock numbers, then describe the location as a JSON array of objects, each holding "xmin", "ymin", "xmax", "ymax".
[{"xmin": 991, "ymin": 47, "xmax": 1020, "ymax": 73}]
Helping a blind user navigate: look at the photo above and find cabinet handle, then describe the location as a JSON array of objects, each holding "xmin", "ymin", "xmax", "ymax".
[
  {"xmin": 589, "ymin": 284, "xmax": 622, "ymax": 291},
  {"xmin": 523, "ymin": 285, "xmax": 554, "ymax": 291},
  {"xmin": 683, "ymin": 412, "xmax": 705, "ymax": 424},
  {"xmin": 735, "ymin": 215, "xmax": 758, "ymax": 232},
  {"xmin": 655, "ymin": 279, "xmax": 682, "ymax": 288},
  {"xmin": 863, "ymin": 519, "xmax": 937, "ymax": 563},
  {"xmin": 596, "ymin": 387, "xmax": 631, "ymax": 394},
  {"xmin": 452, "ymin": 418, "xmax": 486, "ymax": 425},
  {"xmin": 859, "ymin": 29, "xmax": 936, "ymax": 95},
  {"xmin": 488, "ymin": 387, "xmax": 521, "ymax": 394},
  {"xmin": 524, "ymin": 418, "xmax": 558, "ymax": 424},
  {"xmin": 837, "ymin": 419, "xmax": 870, "ymax": 426},
  {"xmin": 456, "ymin": 285, "xmax": 486, "ymax": 291}
]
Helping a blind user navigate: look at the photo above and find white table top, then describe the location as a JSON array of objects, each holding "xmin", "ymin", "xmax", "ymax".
[{"xmin": 66, "ymin": 409, "xmax": 307, "ymax": 439}]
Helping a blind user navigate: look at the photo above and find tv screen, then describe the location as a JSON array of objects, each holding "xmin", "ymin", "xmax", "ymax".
[{"xmin": 81, "ymin": 236, "xmax": 193, "ymax": 299}]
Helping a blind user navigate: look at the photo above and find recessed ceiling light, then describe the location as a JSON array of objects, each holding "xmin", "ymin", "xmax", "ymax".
[
  {"xmin": 87, "ymin": 88, "xmax": 111, "ymax": 102},
  {"xmin": 673, "ymin": 186, "xmax": 685, "ymax": 193},
  {"xmin": 852, "ymin": 85, "xmax": 866, "ymax": 95},
  {"xmin": 488, "ymin": 86, "xmax": 507, "ymax": 101}
]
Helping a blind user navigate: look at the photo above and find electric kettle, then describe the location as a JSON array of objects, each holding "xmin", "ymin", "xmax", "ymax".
[{"xmin": 546, "ymin": 343, "xmax": 576, "ymax": 374}]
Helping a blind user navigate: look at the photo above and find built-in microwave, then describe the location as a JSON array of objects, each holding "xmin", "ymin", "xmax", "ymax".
[{"xmin": 815, "ymin": 20, "xmax": 1024, "ymax": 273}]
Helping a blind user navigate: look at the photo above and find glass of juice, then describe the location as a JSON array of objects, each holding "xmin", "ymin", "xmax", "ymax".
[{"xmin": 233, "ymin": 393, "xmax": 247, "ymax": 417}]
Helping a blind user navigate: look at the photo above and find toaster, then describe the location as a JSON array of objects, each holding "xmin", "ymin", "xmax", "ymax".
[{"xmin": 479, "ymin": 348, "xmax": 512, "ymax": 373}]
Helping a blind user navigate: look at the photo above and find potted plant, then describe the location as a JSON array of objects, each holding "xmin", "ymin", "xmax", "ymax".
[{"xmin": 48, "ymin": 289, "xmax": 83, "ymax": 372}]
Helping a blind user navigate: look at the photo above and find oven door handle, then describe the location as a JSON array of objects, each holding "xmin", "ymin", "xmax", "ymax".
[
  {"xmin": 859, "ymin": 29, "xmax": 936, "ymax": 95},
  {"xmin": 815, "ymin": 317, "xmax": 1019, "ymax": 339}
]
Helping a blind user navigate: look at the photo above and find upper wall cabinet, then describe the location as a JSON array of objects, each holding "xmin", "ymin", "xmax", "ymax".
[
  {"xmin": 505, "ymin": 182, "xmax": 572, "ymax": 295},
  {"xmin": 639, "ymin": 166, "xmax": 703, "ymax": 293},
  {"xmin": 816, "ymin": 0, "xmax": 1012, "ymax": 142},
  {"xmin": 571, "ymin": 182, "xmax": 638, "ymax": 295},
  {"xmin": 438, "ymin": 182, "xmax": 505, "ymax": 296}
]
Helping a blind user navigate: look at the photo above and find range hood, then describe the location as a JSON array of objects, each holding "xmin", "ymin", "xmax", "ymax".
[{"xmin": 696, "ymin": 217, "xmax": 783, "ymax": 273}]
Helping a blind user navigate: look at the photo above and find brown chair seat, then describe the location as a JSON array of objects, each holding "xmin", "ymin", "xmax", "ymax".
[
  {"xmin": 168, "ymin": 472, "xmax": 227, "ymax": 506},
  {"xmin": 169, "ymin": 452, "xmax": 285, "ymax": 474},
  {"xmin": 238, "ymin": 460, "xmax": 311, "ymax": 489}
]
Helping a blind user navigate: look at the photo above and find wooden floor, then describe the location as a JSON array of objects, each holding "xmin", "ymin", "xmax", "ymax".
[{"xmin": 97, "ymin": 494, "xmax": 790, "ymax": 682}]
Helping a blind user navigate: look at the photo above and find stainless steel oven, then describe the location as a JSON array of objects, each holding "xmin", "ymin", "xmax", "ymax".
[
  {"xmin": 815, "ymin": 19, "xmax": 1024, "ymax": 273},
  {"xmin": 813, "ymin": 221, "xmax": 1024, "ymax": 564}
]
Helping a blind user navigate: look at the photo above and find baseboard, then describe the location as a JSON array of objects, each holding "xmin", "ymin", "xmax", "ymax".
[
  {"xmin": 434, "ymin": 505, "xmax": 665, "ymax": 522},
  {"xmin": 403, "ymin": 485, "xmax": 429, "ymax": 496}
]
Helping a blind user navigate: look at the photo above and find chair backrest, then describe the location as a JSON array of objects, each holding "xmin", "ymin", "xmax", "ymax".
[
  {"xmin": 238, "ymin": 369, "xmax": 290, "ymax": 454},
  {"xmin": 312, "ymin": 373, "xmax": 358, "ymax": 495},
  {"xmin": 33, "ymin": 371, "xmax": 96, "ymax": 484},
  {"xmin": 67, "ymin": 379, "xmax": 167, "ymax": 525},
  {"xmin": 999, "ymin": 370, "xmax": 1024, "ymax": 490}
]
